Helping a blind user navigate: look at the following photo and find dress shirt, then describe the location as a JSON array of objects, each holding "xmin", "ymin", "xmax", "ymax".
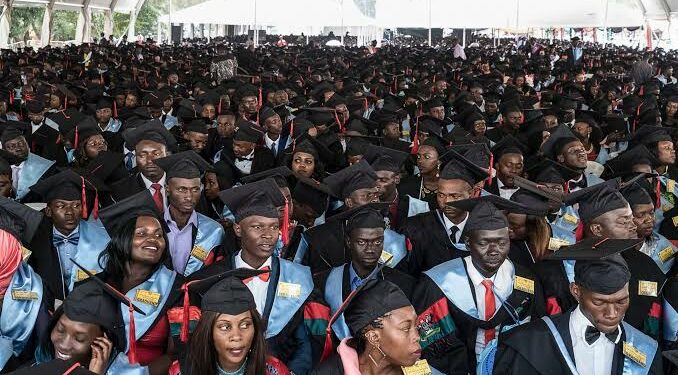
[
  {"xmin": 234, "ymin": 252, "xmax": 272, "ymax": 315},
  {"xmin": 348, "ymin": 263, "xmax": 366, "ymax": 291},
  {"xmin": 53, "ymin": 225, "xmax": 80, "ymax": 283},
  {"xmin": 264, "ymin": 133, "xmax": 280, "ymax": 156},
  {"xmin": 141, "ymin": 173, "xmax": 167, "ymax": 208},
  {"xmin": 497, "ymin": 178, "xmax": 519, "ymax": 200},
  {"xmin": 442, "ymin": 211, "xmax": 468, "ymax": 244},
  {"xmin": 234, "ymin": 150, "xmax": 255, "ymax": 174},
  {"xmin": 569, "ymin": 306, "xmax": 620, "ymax": 375},
  {"xmin": 165, "ymin": 209, "xmax": 198, "ymax": 275},
  {"xmin": 11, "ymin": 162, "xmax": 24, "ymax": 191}
]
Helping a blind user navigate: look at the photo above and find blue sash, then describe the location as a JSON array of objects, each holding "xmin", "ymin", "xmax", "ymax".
[
  {"xmin": 541, "ymin": 316, "xmax": 581, "ymax": 375},
  {"xmin": 292, "ymin": 234, "xmax": 309, "ymax": 264},
  {"xmin": 107, "ymin": 353, "xmax": 150, "ymax": 375},
  {"xmin": 221, "ymin": 205, "xmax": 235, "ymax": 222},
  {"xmin": 16, "ymin": 153, "xmax": 55, "ymax": 200},
  {"xmin": 563, "ymin": 260, "xmax": 575, "ymax": 284},
  {"xmin": 266, "ymin": 259, "xmax": 313, "ymax": 339},
  {"xmin": 163, "ymin": 115, "xmax": 178, "ymax": 130},
  {"xmin": 382, "ymin": 229, "xmax": 406, "ymax": 268},
  {"xmin": 324, "ymin": 266, "xmax": 351, "ymax": 340},
  {"xmin": 0, "ymin": 263, "xmax": 43, "ymax": 369},
  {"xmin": 552, "ymin": 205, "xmax": 580, "ymax": 235},
  {"xmin": 406, "ymin": 195, "xmax": 430, "ymax": 217},
  {"xmin": 105, "ymin": 119, "xmax": 123, "ymax": 133},
  {"xmin": 43, "ymin": 117, "xmax": 60, "ymax": 131},
  {"xmin": 67, "ymin": 220, "xmax": 111, "ymax": 290},
  {"xmin": 586, "ymin": 173, "xmax": 604, "ymax": 186},
  {"xmin": 645, "ymin": 233, "xmax": 676, "ymax": 274},
  {"xmin": 663, "ymin": 297, "xmax": 678, "ymax": 342},
  {"xmin": 182, "ymin": 213, "xmax": 224, "ymax": 276},
  {"xmin": 121, "ymin": 266, "xmax": 176, "ymax": 350}
]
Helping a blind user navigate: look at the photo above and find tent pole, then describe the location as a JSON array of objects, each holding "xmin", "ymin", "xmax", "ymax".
[
  {"xmin": 428, "ymin": 0, "xmax": 431, "ymax": 46},
  {"xmin": 462, "ymin": 28, "xmax": 466, "ymax": 47},
  {"xmin": 340, "ymin": 0, "xmax": 345, "ymax": 45},
  {"xmin": 253, "ymin": 0, "xmax": 258, "ymax": 47}
]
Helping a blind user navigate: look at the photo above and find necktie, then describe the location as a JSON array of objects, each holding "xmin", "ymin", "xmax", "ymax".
[
  {"xmin": 585, "ymin": 326, "xmax": 619, "ymax": 345},
  {"xmin": 125, "ymin": 152, "xmax": 134, "ymax": 171},
  {"xmin": 568, "ymin": 178, "xmax": 586, "ymax": 191},
  {"xmin": 271, "ymin": 142, "xmax": 277, "ymax": 156},
  {"xmin": 53, "ymin": 232, "xmax": 79, "ymax": 247},
  {"xmin": 481, "ymin": 279, "xmax": 496, "ymax": 344},
  {"xmin": 151, "ymin": 183, "xmax": 164, "ymax": 212},
  {"xmin": 244, "ymin": 266, "xmax": 271, "ymax": 283},
  {"xmin": 449, "ymin": 226, "xmax": 459, "ymax": 243}
]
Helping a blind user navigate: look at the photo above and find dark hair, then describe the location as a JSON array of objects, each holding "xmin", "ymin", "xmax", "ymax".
[
  {"xmin": 187, "ymin": 309, "xmax": 266, "ymax": 375},
  {"xmin": 348, "ymin": 315, "xmax": 387, "ymax": 355},
  {"xmin": 98, "ymin": 215, "xmax": 170, "ymax": 283}
]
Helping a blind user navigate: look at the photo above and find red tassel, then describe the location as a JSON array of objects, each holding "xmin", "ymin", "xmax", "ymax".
[
  {"xmin": 656, "ymin": 178, "xmax": 661, "ymax": 208},
  {"xmin": 180, "ymin": 283, "xmax": 190, "ymax": 343},
  {"xmin": 546, "ymin": 297, "xmax": 562, "ymax": 316},
  {"xmin": 63, "ymin": 363, "xmax": 83, "ymax": 375},
  {"xmin": 92, "ymin": 189, "xmax": 99, "ymax": 220},
  {"xmin": 113, "ymin": 100, "xmax": 118, "ymax": 118},
  {"xmin": 290, "ymin": 120, "xmax": 296, "ymax": 150},
  {"xmin": 281, "ymin": 197, "xmax": 290, "ymax": 246},
  {"xmin": 127, "ymin": 303, "xmax": 138, "ymax": 364},
  {"xmin": 410, "ymin": 116, "xmax": 420, "ymax": 155},
  {"xmin": 218, "ymin": 98, "xmax": 222, "ymax": 115},
  {"xmin": 258, "ymin": 86, "xmax": 263, "ymax": 110},
  {"xmin": 487, "ymin": 152, "xmax": 494, "ymax": 185},
  {"xmin": 74, "ymin": 126, "xmax": 79, "ymax": 149},
  {"xmin": 575, "ymin": 220, "xmax": 584, "ymax": 241},
  {"xmin": 63, "ymin": 95, "xmax": 67, "ymax": 110},
  {"xmin": 334, "ymin": 110, "xmax": 344, "ymax": 133},
  {"xmin": 9, "ymin": 90, "xmax": 13, "ymax": 105},
  {"xmin": 320, "ymin": 327, "xmax": 334, "ymax": 363},
  {"xmin": 639, "ymin": 85, "xmax": 645, "ymax": 96},
  {"xmin": 80, "ymin": 177, "xmax": 88, "ymax": 219}
]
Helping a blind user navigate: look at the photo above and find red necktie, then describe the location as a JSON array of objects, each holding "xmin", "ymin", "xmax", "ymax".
[
  {"xmin": 151, "ymin": 183, "xmax": 164, "ymax": 212},
  {"xmin": 244, "ymin": 266, "xmax": 271, "ymax": 284},
  {"xmin": 481, "ymin": 279, "xmax": 496, "ymax": 344}
]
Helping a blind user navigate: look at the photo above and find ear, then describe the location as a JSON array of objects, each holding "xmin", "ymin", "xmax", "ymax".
[
  {"xmin": 365, "ymin": 330, "xmax": 380, "ymax": 348},
  {"xmin": 233, "ymin": 223, "xmax": 242, "ymax": 238},
  {"xmin": 589, "ymin": 223, "xmax": 602, "ymax": 237},
  {"xmin": 394, "ymin": 175, "xmax": 401, "ymax": 185},
  {"xmin": 45, "ymin": 205, "xmax": 52, "ymax": 218},
  {"xmin": 569, "ymin": 282, "xmax": 581, "ymax": 303},
  {"xmin": 557, "ymin": 154, "xmax": 565, "ymax": 163},
  {"xmin": 344, "ymin": 198, "xmax": 353, "ymax": 209}
]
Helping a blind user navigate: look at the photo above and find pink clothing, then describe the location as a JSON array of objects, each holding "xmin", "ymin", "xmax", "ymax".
[
  {"xmin": 337, "ymin": 338, "xmax": 361, "ymax": 375},
  {"xmin": 0, "ymin": 230, "xmax": 22, "ymax": 296}
]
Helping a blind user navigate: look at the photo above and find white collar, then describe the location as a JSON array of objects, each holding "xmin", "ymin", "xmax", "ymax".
[
  {"xmin": 234, "ymin": 251, "xmax": 272, "ymax": 270},
  {"xmin": 464, "ymin": 256, "xmax": 515, "ymax": 299},
  {"xmin": 571, "ymin": 305, "xmax": 622, "ymax": 346},
  {"xmin": 442, "ymin": 211, "xmax": 468, "ymax": 237},
  {"xmin": 264, "ymin": 133, "xmax": 279, "ymax": 148},
  {"xmin": 140, "ymin": 173, "xmax": 166, "ymax": 189}
]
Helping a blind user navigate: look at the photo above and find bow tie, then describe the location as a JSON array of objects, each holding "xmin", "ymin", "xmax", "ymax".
[
  {"xmin": 53, "ymin": 232, "xmax": 79, "ymax": 247},
  {"xmin": 236, "ymin": 156, "xmax": 254, "ymax": 162},
  {"xmin": 568, "ymin": 178, "xmax": 586, "ymax": 190},
  {"xmin": 585, "ymin": 325, "xmax": 619, "ymax": 345},
  {"xmin": 243, "ymin": 266, "xmax": 271, "ymax": 284}
]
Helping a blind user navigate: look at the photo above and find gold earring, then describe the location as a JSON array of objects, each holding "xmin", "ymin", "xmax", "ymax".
[{"xmin": 367, "ymin": 345, "xmax": 387, "ymax": 366}]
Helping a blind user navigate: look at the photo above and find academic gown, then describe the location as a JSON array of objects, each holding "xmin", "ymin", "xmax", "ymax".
[
  {"xmin": 413, "ymin": 259, "xmax": 546, "ymax": 374},
  {"xmin": 109, "ymin": 173, "xmax": 146, "ymax": 201},
  {"xmin": 204, "ymin": 128, "xmax": 232, "ymax": 161},
  {"xmin": 300, "ymin": 220, "xmax": 347, "ymax": 275},
  {"xmin": 26, "ymin": 123, "xmax": 68, "ymax": 168},
  {"xmin": 397, "ymin": 175, "xmax": 437, "ymax": 212},
  {"xmin": 485, "ymin": 126, "xmax": 518, "ymax": 144},
  {"xmin": 508, "ymin": 241, "xmax": 538, "ymax": 275},
  {"xmin": 493, "ymin": 310, "xmax": 664, "ymax": 375},
  {"xmin": 537, "ymin": 249, "xmax": 666, "ymax": 340},
  {"xmin": 401, "ymin": 210, "xmax": 468, "ymax": 278}
]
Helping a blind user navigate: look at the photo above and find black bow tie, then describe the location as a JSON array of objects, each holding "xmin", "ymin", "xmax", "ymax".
[
  {"xmin": 568, "ymin": 178, "xmax": 586, "ymax": 190},
  {"xmin": 236, "ymin": 156, "xmax": 254, "ymax": 162},
  {"xmin": 585, "ymin": 325, "xmax": 619, "ymax": 345}
]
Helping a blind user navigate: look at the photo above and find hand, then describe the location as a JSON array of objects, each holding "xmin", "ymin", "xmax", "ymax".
[{"xmin": 89, "ymin": 334, "xmax": 113, "ymax": 375}]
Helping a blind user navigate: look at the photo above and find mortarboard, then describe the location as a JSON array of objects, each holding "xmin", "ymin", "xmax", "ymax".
[
  {"xmin": 240, "ymin": 166, "xmax": 295, "ymax": 188},
  {"xmin": 362, "ymin": 144, "xmax": 408, "ymax": 173},
  {"xmin": 323, "ymin": 159, "xmax": 377, "ymax": 200},
  {"xmin": 233, "ymin": 119, "xmax": 264, "ymax": 143},
  {"xmin": 0, "ymin": 121, "xmax": 29, "ymax": 144},
  {"xmin": 292, "ymin": 176, "xmax": 332, "ymax": 217},
  {"xmin": 621, "ymin": 181, "xmax": 653, "ymax": 206},
  {"xmin": 29, "ymin": 170, "xmax": 100, "ymax": 218},
  {"xmin": 344, "ymin": 278, "xmax": 411, "ymax": 339},
  {"xmin": 563, "ymin": 179, "xmax": 627, "ymax": 223},
  {"xmin": 259, "ymin": 106, "xmax": 279, "ymax": 124},
  {"xmin": 603, "ymin": 145, "xmax": 660, "ymax": 178},
  {"xmin": 183, "ymin": 119, "xmax": 209, "ymax": 135},
  {"xmin": 447, "ymin": 195, "xmax": 545, "ymax": 237},
  {"xmin": 629, "ymin": 125, "xmax": 675, "ymax": 147},
  {"xmin": 218, "ymin": 178, "xmax": 285, "ymax": 222},
  {"xmin": 490, "ymin": 134, "xmax": 527, "ymax": 160},
  {"xmin": 98, "ymin": 190, "xmax": 164, "ymax": 235},
  {"xmin": 0, "ymin": 196, "xmax": 43, "ymax": 244},
  {"xmin": 122, "ymin": 120, "xmax": 176, "ymax": 149},
  {"xmin": 540, "ymin": 124, "xmax": 579, "ymax": 160},
  {"xmin": 438, "ymin": 148, "xmax": 489, "ymax": 185},
  {"xmin": 153, "ymin": 150, "xmax": 210, "ymax": 180},
  {"xmin": 527, "ymin": 159, "xmax": 580, "ymax": 184},
  {"xmin": 7, "ymin": 359, "xmax": 96, "ymax": 374}
]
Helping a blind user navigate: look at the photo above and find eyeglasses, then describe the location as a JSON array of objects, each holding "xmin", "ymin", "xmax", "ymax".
[{"xmin": 86, "ymin": 138, "xmax": 107, "ymax": 147}]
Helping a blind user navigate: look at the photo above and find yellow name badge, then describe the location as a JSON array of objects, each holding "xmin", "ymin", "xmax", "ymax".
[
  {"xmin": 134, "ymin": 289, "xmax": 161, "ymax": 306},
  {"xmin": 12, "ymin": 290, "xmax": 38, "ymax": 301},
  {"xmin": 401, "ymin": 359, "xmax": 433, "ymax": 375},
  {"xmin": 21, "ymin": 247, "xmax": 32, "ymax": 261},
  {"xmin": 190, "ymin": 245, "xmax": 208, "ymax": 262},
  {"xmin": 513, "ymin": 276, "xmax": 535, "ymax": 294},
  {"xmin": 380, "ymin": 250, "xmax": 394, "ymax": 266},
  {"xmin": 277, "ymin": 282, "xmax": 301, "ymax": 298},
  {"xmin": 623, "ymin": 341, "xmax": 647, "ymax": 367},
  {"xmin": 75, "ymin": 269, "xmax": 97, "ymax": 282},
  {"xmin": 673, "ymin": 216, "xmax": 678, "ymax": 227},
  {"xmin": 548, "ymin": 237, "xmax": 571, "ymax": 251},
  {"xmin": 563, "ymin": 213, "xmax": 578, "ymax": 224},
  {"xmin": 638, "ymin": 280, "xmax": 658, "ymax": 297},
  {"xmin": 668, "ymin": 179, "xmax": 676, "ymax": 195},
  {"xmin": 659, "ymin": 246, "xmax": 676, "ymax": 263}
]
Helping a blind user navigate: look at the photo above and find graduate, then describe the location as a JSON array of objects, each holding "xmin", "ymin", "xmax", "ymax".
[{"xmin": 493, "ymin": 238, "xmax": 663, "ymax": 375}]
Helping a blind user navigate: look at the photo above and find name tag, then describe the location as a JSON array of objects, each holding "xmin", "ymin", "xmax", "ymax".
[
  {"xmin": 190, "ymin": 245, "xmax": 208, "ymax": 262},
  {"xmin": 663, "ymin": 204, "xmax": 673, "ymax": 212},
  {"xmin": 513, "ymin": 276, "xmax": 535, "ymax": 294},
  {"xmin": 638, "ymin": 280, "xmax": 658, "ymax": 297},
  {"xmin": 12, "ymin": 290, "xmax": 38, "ymax": 301},
  {"xmin": 402, "ymin": 359, "xmax": 433, "ymax": 375},
  {"xmin": 548, "ymin": 237, "xmax": 571, "ymax": 251},
  {"xmin": 380, "ymin": 250, "xmax": 394, "ymax": 266},
  {"xmin": 75, "ymin": 269, "xmax": 97, "ymax": 282},
  {"xmin": 134, "ymin": 289, "xmax": 161, "ymax": 306},
  {"xmin": 673, "ymin": 216, "xmax": 678, "ymax": 227},
  {"xmin": 668, "ymin": 179, "xmax": 676, "ymax": 194},
  {"xmin": 563, "ymin": 213, "xmax": 578, "ymax": 224},
  {"xmin": 276, "ymin": 282, "xmax": 301, "ymax": 298},
  {"xmin": 21, "ymin": 247, "xmax": 31, "ymax": 261},
  {"xmin": 623, "ymin": 341, "xmax": 647, "ymax": 367},
  {"xmin": 659, "ymin": 246, "xmax": 676, "ymax": 263}
]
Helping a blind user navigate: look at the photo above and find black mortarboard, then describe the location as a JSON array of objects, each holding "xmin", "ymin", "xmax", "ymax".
[
  {"xmin": 241, "ymin": 166, "xmax": 295, "ymax": 188},
  {"xmin": 510, "ymin": 189, "xmax": 553, "ymax": 213},
  {"xmin": 603, "ymin": 145, "xmax": 660, "ymax": 177},
  {"xmin": 95, "ymin": 96, "xmax": 114, "ymax": 110},
  {"xmin": 259, "ymin": 106, "xmax": 279, "ymax": 124},
  {"xmin": 490, "ymin": 134, "xmax": 527, "ymax": 160},
  {"xmin": 546, "ymin": 237, "xmax": 641, "ymax": 294},
  {"xmin": 621, "ymin": 181, "xmax": 653, "ymax": 206},
  {"xmin": 218, "ymin": 178, "xmax": 285, "ymax": 222},
  {"xmin": 563, "ymin": 179, "xmax": 628, "ymax": 223},
  {"xmin": 0, "ymin": 121, "xmax": 28, "ymax": 144},
  {"xmin": 323, "ymin": 159, "xmax": 377, "ymax": 199},
  {"xmin": 541, "ymin": 124, "xmax": 579, "ymax": 159},
  {"xmin": 154, "ymin": 150, "xmax": 210, "ymax": 180},
  {"xmin": 528, "ymin": 159, "xmax": 580, "ymax": 184},
  {"xmin": 0, "ymin": 196, "xmax": 43, "ymax": 244},
  {"xmin": 447, "ymin": 195, "xmax": 545, "ymax": 237},
  {"xmin": 362, "ymin": 145, "xmax": 408, "ymax": 173},
  {"xmin": 7, "ymin": 359, "xmax": 96, "ymax": 374},
  {"xmin": 25, "ymin": 99, "xmax": 45, "ymax": 114},
  {"xmin": 630, "ymin": 125, "xmax": 674, "ymax": 147},
  {"xmin": 439, "ymin": 149, "xmax": 489, "ymax": 185},
  {"xmin": 29, "ymin": 169, "xmax": 92, "ymax": 202},
  {"xmin": 67, "ymin": 118, "xmax": 101, "ymax": 149},
  {"xmin": 193, "ymin": 269, "xmax": 266, "ymax": 315},
  {"xmin": 292, "ymin": 176, "xmax": 331, "ymax": 216},
  {"xmin": 344, "ymin": 279, "xmax": 412, "ymax": 335},
  {"xmin": 450, "ymin": 142, "xmax": 491, "ymax": 169},
  {"xmin": 122, "ymin": 120, "xmax": 177, "ymax": 149},
  {"xmin": 98, "ymin": 190, "xmax": 164, "ymax": 235},
  {"xmin": 422, "ymin": 97, "xmax": 444, "ymax": 112},
  {"xmin": 291, "ymin": 134, "xmax": 335, "ymax": 166},
  {"xmin": 183, "ymin": 119, "xmax": 209, "ymax": 135},
  {"xmin": 233, "ymin": 119, "xmax": 264, "ymax": 143}
]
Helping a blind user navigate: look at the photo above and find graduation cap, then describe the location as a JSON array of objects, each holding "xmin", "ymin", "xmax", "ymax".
[
  {"xmin": 69, "ymin": 259, "xmax": 145, "ymax": 364},
  {"xmin": 7, "ymin": 359, "xmax": 96, "ymax": 375},
  {"xmin": 540, "ymin": 124, "xmax": 579, "ymax": 160},
  {"xmin": 527, "ymin": 159, "xmax": 580, "ymax": 185},
  {"xmin": 0, "ymin": 196, "xmax": 43, "ymax": 244},
  {"xmin": 29, "ymin": 170, "xmax": 101, "ymax": 219},
  {"xmin": 510, "ymin": 188, "xmax": 554, "ymax": 214},
  {"xmin": 183, "ymin": 119, "xmax": 209, "ymax": 135},
  {"xmin": 620, "ymin": 181, "xmax": 654, "ymax": 207},
  {"xmin": 600, "ymin": 115, "xmax": 627, "ymax": 136},
  {"xmin": 259, "ymin": 106, "xmax": 279, "ymax": 124},
  {"xmin": 439, "ymin": 148, "xmax": 489, "ymax": 185},
  {"xmin": 240, "ymin": 166, "xmax": 295, "ymax": 188},
  {"xmin": 447, "ymin": 195, "xmax": 545, "ymax": 236},
  {"xmin": 323, "ymin": 159, "xmax": 377, "ymax": 200},
  {"xmin": 629, "ymin": 125, "xmax": 675, "ymax": 147},
  {"xmin": 98, "ymin": 190, "xmax": 164, "ymax": 235},
  {"xmin": 0, "ymin": 120, "xmax": 29, "ymax": 144},
  {"xmin": 603, "ymin": 145, "xmax": 660, "ymax": 178},
  {"xmin": 233, "ymin": 119, "xmax": 264, "ymax": 143},
  {"xmin": 218, "ymin": 178, "xmax": 285, "ymax": 222},
  {"xmin": 292, "ymin": 176, "xmax": 332, "ymax": 217},
  {"xmin": 153, "ymin": 150, "xmax": 210, "ymax": 180},
  {"xmin": 66, "ymin": 118, "xmax": 101, "ymax": 149},
  {"xmin": 122, "ymin": 120, "xmax": 177, "ymax": 149},
  {"xmin": 545, "ymin": 237, "xmax": 641, "ymax": 294},
  {"xmin": 362, "ymin": 144, "xmax": 408, "ymax": 173},
  {"xmin": 490, "ymin": 134, "xmax": 527, "ymax": 160},
  {"xmin": 563, "ymin": 179, "xmax": 627, "ymax": 223}
]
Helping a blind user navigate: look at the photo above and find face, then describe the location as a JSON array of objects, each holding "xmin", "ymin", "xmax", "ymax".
[
  {"xmin": 167, "ymin": 177, "xmax": 201, "ymax": 214},
  {"xmin": 505, "ymin": 111, "xmax": 522, "ymax": 130},
  {"xmin": 213, "ymin": 311, "xmax": 256, "ymax": 372},
  {"xmin": 3, "ymin": 137, "xmax": 29, "ymax": 161},
  {"xmin": 631, "ymin": 203, "xmax": 655, "ymax": 239},
  {"xmin": 543, "ymin": 115, "xmax": 559, "ymax": 129},
  {"xmin": 83, "ymin": 134, "xmax": 107, "ymax": 159},
  {"xmin": 557, "ymin": 140, "xmax": 588, "ymax": 170},
  {"xmin": 473, "ymin": 119, "xmax": 487, "ymax": 135},
  {"xmin": 496, "ymin": 153, "xmax": 523, "ymax": 187},
  {"xmin": 429, "ymin": 106, "xmax": 445, "ymax": 120},
  {"xmin": 241, "ymin": 96, "xmax": 258, "ymax": 114},
  {"xmin": 235, "ymin": 216, "xmax": 279, "ymax": 261},
  {"xmin": 657, "ymin": 140, "xmax": 676, "ymax": 165},
  {"xmin": 372, "ymin": 306, "xmax": 421, "ymax": 367},
  {"xmin": 168, "ymin": 73, "xmax": 179, "ymax": 85},
  {"xmin": 125, "ymin": 94, "xmax": 138, "ymax": 108},
  {"xmin": 467, "ymin": 228, "xmax": 511, "ymax": 277},
  {"xmin": 27, "ymin": 111, "xmax": 44, "ymax": 125},
  {"xmin": 437, "ymin": 179, "xmax": 473, "ymax": 220},
  {"xmin": 204, "ymin": 172, "xmax": 220, "ymax": 201},
  {"xmin": 50, "ymin": 314, "xmax": 102, "ymax": 364},
  {"xmin": 233, "ymin": 140, "xmax": 255, "ymax": 158},
  {"xmin": 375, "ymin": 170, "xmax": 400, "ymax": 200},
  {"xmin": 416, "ymin": 145, "xmax": 439, "ymax": 174},
  {"xmin": 0, "ymin": 175, "xmax": 11, "ymax": 197},
  {"xmin": 201, "ymin": 104, "xmax": 216, "ymax": 120},
  {"xmin": 135, "ymin": 140, "xmax": 167, "ymax": 180},
  {"xmin": 291, "ymin": 151, "xmax": 315, "ymax": 178},
  {"xmin": 383, "ymin": 123, "xmax": 400, "ymax": 140},
  {"xmin": 486, "ymin": 102, "xmax": 498, "ymax": 114},
  {"xmin": 571, "ymin": 283, "xmax": 629, "ymax": 334},
  {"xmin": 46, "ymin": 199, "xmax": 82, "ymax": 234},
  {"xmin": 667, "ymin": 101, "xmax": 678, "ymax": 117},
  {"xmin": 470, "ymin": 88, "xmax": 483, "ymax": 104},
  {"xmin": 264, "ymin": 114, "xmax": 283, "ymax": 135},
  {"xmin": 185, "ymin": 131, "xmax": 209, "ymax": 153},
  {"xmin": 347, "ymin": 227, "xmax": 384, "ymax": 269},
  {"xmin": 217, "ymin": 115, "xmax": 236, "ymax": 138},
  {"xmin": 96, "ymin": 108, "xmax": 112, "ymax": 124},
  {"xmin": 49, "ymin": 95, "xmax": 61, "ymax": 109},
  {"xmin": 347, "ymin": 187, "xmax": 379, "ymax": 208},
  {"xmin": 590, "ymin": 206, "xmax": 637, "ymax": 240},
  {"xmin": 507, "ymin": 213, "xmax": 527, "ymax": 241},
  {"xmin": 130, "ymin": 215, "xmax": 165, "ymax": 265},
  {"xmin": 573, "ymin": 121, "xmax": 592, "ymax": 141}
]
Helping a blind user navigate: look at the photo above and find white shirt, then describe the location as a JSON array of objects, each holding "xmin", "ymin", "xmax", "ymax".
[
  {"xmin": 31, "ymin": 122, "xmax": 42, "ymax": 134},
  {"xmin": 497, "ymin": 178, "xmax": 519, "ymax": 200},
  {"xmin": 264, "ymin": 133, "xmax": 280, "ymax": 155},
  {"xmin": 140, "ymin": 173, "xmax": 167, "ymax": 208},
  {"xmin": 464, "ymin": 256, "xmax": 515, "ymax": 356},
  {"xmin": 11, "ymin": 161, "xmax": 24, "ymax": 191},
  {"xmin": 442, "ymin": 211, "xmax": 468, "ymax": 243},
  {"xmin": 570, "ymin": 306, "xmax": 620, "ymax": 375},
  {"xmin": 234, "ymin": 252, "xmax": 272, "ymax": 315},
  {"xmin": 234, "ymin": 149, "xmax": 255, "ymax": 175}
]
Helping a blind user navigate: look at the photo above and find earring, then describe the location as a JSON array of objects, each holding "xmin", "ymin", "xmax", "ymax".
[{"xmin": 368, "ymin": 345, "xmax": 387, "ymax": 367}]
